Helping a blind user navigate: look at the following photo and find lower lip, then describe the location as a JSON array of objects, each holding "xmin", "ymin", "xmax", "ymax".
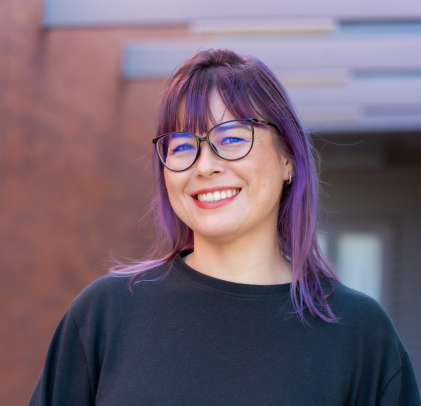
[{"xmin": 192, "ymin": 191, "xmax": 240, "ymax": 209}]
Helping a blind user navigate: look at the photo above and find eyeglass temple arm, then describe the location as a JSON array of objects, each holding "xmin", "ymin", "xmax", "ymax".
[{"xmin": 251, "ymin": 119, "xmax": 278, "ymax": 128}]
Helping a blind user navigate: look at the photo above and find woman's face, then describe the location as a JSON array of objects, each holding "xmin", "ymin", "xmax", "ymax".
[{"xmin": 164, "ymin": 92, "xmax": 294, "ymax": 243}]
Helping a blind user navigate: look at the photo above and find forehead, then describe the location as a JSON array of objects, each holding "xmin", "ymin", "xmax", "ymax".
[
  {"xmin": 176, "ymin": 90, "xmax": 240, "ymax": 134},
  {"xmin": 207, "ymin": 92, "xmax": 234, "ymax": 124}
]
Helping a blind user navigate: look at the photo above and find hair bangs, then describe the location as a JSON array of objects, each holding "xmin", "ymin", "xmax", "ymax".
[
  {"xmin": 158, "ymin": 62, "xmax": 267, "ymax": 138},
  {"xmin": 215, "ymin": 68, "xmax": 266, "ymax": 124},
  {"xmin": 157, "ymin": 67, "xmax": 215, "ymax": 137}
]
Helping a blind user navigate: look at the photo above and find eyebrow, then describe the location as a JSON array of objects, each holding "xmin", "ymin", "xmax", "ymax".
[
  {"xmin": 212, "ymin": 121, "xmax": 248, "ymax": 132},
  {"xmin": 170, "ymin": 132, "xmax": 195, "ymax": 139}
]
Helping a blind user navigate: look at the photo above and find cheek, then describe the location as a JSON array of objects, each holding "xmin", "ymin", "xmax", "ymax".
[
  {"xmin": 250, "ymin": 143, "xmax": 284, "ymax": 183},
  {"xmin": 248, "ymin": 151, "xmax": 284, "ymax": 205},
  {"xmin": 164, "ymin": 170, "xmax": 191, "ymax": 218},
  {"xmin": 164, "ymin": 172, "xmax": 182, "ymax": 207}
]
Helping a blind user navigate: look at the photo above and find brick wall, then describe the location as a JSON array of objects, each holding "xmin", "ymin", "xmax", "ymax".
[{"xmin": 0, "ymin": 1, "xmax": 189, "ymax": 404}]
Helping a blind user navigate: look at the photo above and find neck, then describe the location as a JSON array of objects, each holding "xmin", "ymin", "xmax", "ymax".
[{"xmin": 184, "ymin": 224, "xmax": 292, "ymax": 286}]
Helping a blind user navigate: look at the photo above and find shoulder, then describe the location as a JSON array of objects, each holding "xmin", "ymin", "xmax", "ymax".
[
  {"xmin": 71, "ymin": 274, "xmax": 131, "ymax": 308},
  {"xmin": 323, "ymin": 279, "xmax": 406, "ymax": 354},
  {"xmin": 67, "ymin": 274, "xmax": 131, "ymax": 327},
  {"xmin": 327, "ymin": 279, "xmax": 391, "ymax": 324},
  {"xmin": 324, "ymin": 280, "xmax": 415, "ymax": 396},
  {"xmin": 69, "ymin": 265, "xmax": 171, "ymax": 322}
]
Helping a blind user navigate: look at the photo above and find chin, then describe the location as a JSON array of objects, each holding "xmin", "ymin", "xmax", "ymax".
[{"xmin": 193, "ymin": 222, "xmax": 242, "ymax": 241}]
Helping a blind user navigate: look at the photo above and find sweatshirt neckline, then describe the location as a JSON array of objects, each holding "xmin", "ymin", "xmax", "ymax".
[{"xmin": 172, "ymin": 249, "xmax": 291, "ymax": 297}]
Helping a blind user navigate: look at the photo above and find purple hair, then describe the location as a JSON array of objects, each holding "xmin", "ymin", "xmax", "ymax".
[{"xmin": 110, "ymin": 49, "xmax": 340, "ymax": 324}]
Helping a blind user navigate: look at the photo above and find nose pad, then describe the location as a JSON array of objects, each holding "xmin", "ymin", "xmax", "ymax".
[
  {"xmin": 198, "ymin": 137, "xmax": 218, "ymax": 157},
  {"xmin": 195, "ymin": 139, "xmax": 225, "ymax": 175},
  {"xmin": 210, "ymin": 142, "xmax": 218, "ymax": 154},
  {"xmin": 197, "ymin": 140, "xmax": 216, "ymax": 161}
]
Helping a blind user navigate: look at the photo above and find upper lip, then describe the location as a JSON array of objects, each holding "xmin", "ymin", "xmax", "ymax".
[{"xmin": 191, "ymin": 186, "xmax": 242, "ymax": 196}]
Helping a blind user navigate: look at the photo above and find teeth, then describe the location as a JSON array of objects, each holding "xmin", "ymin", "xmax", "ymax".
[{"xmin": 197, "ymin": 189, "xmax": 240, "ymax": 203}]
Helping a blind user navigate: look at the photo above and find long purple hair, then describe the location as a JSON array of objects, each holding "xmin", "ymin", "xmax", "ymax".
[{"xmin": 110, "ymin": 49, "xmax": 340, "ymax": 324}]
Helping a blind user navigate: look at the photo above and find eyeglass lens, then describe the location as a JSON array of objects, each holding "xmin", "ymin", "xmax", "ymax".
[{"xmin": 157, "ymin": 120, "xmax": 253, "ymax": 171}]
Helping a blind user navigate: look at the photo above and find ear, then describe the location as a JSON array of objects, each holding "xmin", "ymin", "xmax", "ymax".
[{"xmin": 283, "ymin": 154, "xmax": 294, "ymax": 181}]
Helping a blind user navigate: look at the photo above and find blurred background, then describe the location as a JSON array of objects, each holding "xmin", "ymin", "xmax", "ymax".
[{"xmin": 1, "ymin": 0, "xmax": 421, "ymax": 404}]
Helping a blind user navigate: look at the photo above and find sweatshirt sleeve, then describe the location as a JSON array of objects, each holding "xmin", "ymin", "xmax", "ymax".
[
  {"xmin": 378, "ymin": 352, "xmax": 421, "ymax": 406},
  {"xmin": 28, "ymin": 309, "xmax": 93, "ymax": 406}
]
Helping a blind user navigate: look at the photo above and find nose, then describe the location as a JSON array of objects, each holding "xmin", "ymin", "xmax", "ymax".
[{"xmin": 194, "ymin": 140, "xmax": 225, "ymax": 178}]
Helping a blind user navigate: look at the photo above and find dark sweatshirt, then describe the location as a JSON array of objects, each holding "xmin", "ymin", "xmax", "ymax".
[{"xmin": 29, "ymin": 251, "xmax": 421, "ymax": 405}]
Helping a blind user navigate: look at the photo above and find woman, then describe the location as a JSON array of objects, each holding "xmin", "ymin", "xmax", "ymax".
[{"xmin": 29, "ymin": 49, "xmax": 420, "ymax": 405}]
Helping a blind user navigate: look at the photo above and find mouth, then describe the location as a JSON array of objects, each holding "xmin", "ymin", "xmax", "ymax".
[{"xmin": 193, "ymin": 188, "xmax": 241, "ymax": 203}]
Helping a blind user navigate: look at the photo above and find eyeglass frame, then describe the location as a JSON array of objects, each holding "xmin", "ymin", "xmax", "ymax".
[{"xmin": 151, "ymin": 118, "xmax": 278, "ymax": 172}]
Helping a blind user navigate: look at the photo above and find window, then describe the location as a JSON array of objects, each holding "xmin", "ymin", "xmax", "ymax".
[
  {"xmin": 317, "ymin": 220, "xmax": 393, "ymax": 308},
  {"xmin": 336, "ymin": 232, "xmax": 383, "ymax": 301}
]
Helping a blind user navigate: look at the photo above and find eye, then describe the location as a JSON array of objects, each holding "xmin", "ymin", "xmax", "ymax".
[
  {"xmin": 171, "ymin": 143, "xmax": 196, "ymax": 153},
  {"xmin": 221, "ymin": 137, "xmax": 248, "ymax": 145}
]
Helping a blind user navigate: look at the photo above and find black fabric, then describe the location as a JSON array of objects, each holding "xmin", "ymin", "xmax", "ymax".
[{"xmin": 29, "ymin": 251, "xmax": 421, "ymax": 406}]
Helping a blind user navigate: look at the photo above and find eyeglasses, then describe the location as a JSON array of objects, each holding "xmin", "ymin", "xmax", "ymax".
[{"xmin": 152, "ymin": 118, "xmax": 278, "ymax": 172}]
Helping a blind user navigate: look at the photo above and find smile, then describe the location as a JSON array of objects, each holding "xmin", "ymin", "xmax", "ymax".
[{"xmin": 196, "ymin": 189, "xmax": 241, "ymax": 203}]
